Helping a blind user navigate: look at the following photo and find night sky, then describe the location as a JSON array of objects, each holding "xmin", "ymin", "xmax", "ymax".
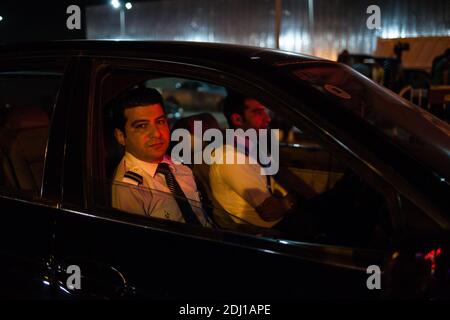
[{"xmin": 0, "ymin": 0, "xmax": 151, "ymax": 43}]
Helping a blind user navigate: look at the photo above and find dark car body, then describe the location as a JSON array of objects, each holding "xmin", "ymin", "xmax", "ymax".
[{"xmin": 0, "ymin": 41, "xmax": 449, "ymax": 300}]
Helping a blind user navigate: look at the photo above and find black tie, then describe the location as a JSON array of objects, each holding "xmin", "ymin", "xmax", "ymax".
[{"xmin": 156, "ymin": 162, "xmax": 202, "ymax": 226}]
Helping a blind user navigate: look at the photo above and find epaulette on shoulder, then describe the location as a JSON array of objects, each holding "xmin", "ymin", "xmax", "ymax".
[{"xmin": 123, "ymin": 170, "xmax": 144, "ymax": 185}]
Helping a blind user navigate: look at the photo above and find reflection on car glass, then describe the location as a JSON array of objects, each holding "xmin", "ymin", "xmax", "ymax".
[
  {"xmin": 324, "ymin": 84, "xmax": 351, "ymax": 99},
  {"xmin": 292, "ymin": 64, "xmax": 450, "ymax": 181}
]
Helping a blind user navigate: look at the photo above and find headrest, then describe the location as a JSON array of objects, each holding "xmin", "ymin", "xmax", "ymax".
[
  {"xmin": 5, "ymin": 106, "xmax": 50, "ymax": 131},
  {"xmin": 171, "ymin": 113, "xmax": 220, "ymax": 135}
]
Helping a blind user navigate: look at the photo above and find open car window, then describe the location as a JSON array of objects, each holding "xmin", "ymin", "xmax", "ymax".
[{"xmin": 96, "ymin": 70, "xmax": 394, "ymax": 250}]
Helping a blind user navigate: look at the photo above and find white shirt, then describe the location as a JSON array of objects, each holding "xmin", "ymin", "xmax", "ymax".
[
  {"xmin": 209, "ymin": 134, "xmax": 284, "ymax": 228},
  {"xmin": 112, "ymin": 152, "xmax": 210, "ymax": 227}
]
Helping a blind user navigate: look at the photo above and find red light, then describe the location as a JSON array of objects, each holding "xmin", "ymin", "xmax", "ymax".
[
  {"xmin": 424, "ymin": 248, "xmax": 441, "ymax": 276},
  {"xmin": 424, "ymin": 250, "xmax": 435, "ymax": 261}
]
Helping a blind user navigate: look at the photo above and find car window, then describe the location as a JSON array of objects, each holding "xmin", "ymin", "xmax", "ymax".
[
  {"xmin": 145, "ymin": 77, "xmax": 228, "ymax": 128},
  {"xmin": 0, "ymin": 71, "xmax": 62, "ymax": 196},
  {"xmin": 94, "ymin": 69, "xmax": 393, "ymax": 249},
  {"xmin": 97, "ymin": 72, "xmax": 226, "ymax": 226},
  {"xmin": 270, "ymin": 115, "xmax": 392, "ymax": 248},
  {"xmin": 292, "ymin": 63, "xmax": 450, "ymax": 181},
  {"xmin": 399, "ymin": 195, "xmax": 441, "ymax": 236}
]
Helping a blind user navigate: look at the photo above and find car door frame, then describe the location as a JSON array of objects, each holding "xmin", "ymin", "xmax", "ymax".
[
  {"xmin": 0, "ymin": 54, "xmax": 80, "ymax": 298},
  {"xmin": 56, "ymin": 54, "xmax": 410, "ymax": 298}
]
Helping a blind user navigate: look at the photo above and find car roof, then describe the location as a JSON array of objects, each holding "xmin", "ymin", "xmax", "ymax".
[{"xmin": 0, "ymin": 40, "xmax": 324, "ymax": 66}]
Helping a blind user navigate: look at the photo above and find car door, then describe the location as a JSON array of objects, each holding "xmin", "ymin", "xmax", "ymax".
[
  {"xmin": 0, "ymin": 56, "xmax": 74, "ymax": 298},
  {"xmin": 51, "ymin": 55, "xmax": 395, "ymax": 299}
]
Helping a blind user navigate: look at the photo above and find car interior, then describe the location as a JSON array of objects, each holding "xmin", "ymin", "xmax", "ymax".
[
  {"xmin": 99, "ymin": 71, "xmax": 393, "ymax": 249},
  {"xmin": 0, "ymin": 72, "xmax": 60, "ymax": 194}
]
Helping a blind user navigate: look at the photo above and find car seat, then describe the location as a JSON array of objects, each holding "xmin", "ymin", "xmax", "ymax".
[
  {"xmin": 169, "ymin": 113, "xmax": 234, "ymax": 226},
  {"xmin": 1, "ymin": 106, "xmax": 50, "ymax": 192}
]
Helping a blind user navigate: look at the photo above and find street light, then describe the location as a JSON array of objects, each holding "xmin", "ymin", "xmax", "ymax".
[
  {"xmin": 0, "ymin": 16, "xmax": 3, "ymax": 22},
  {"xmin": 111, "ymin": 0, "xmax": 121, "ymax": 9},
  {"xmin": 110, "ymin": 1, "xmax": 132, "ymax": 38}
]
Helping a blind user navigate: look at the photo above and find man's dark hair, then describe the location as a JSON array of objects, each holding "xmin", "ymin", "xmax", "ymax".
[
  {"xmin": 112, "ymin": 87, "xmax": 164, "ymax": 132},
  {"xmin": 222, "ymin": 91, "xmax": 247, "ymax": 128}
]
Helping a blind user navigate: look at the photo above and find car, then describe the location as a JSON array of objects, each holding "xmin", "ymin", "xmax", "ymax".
[
  {"xmin": 0, "ymin": 41, "xmax": 449, "ymax": 300},
  {"xmin": 150, "ymin": 78, "xmax": 227, "ymax": 111}
]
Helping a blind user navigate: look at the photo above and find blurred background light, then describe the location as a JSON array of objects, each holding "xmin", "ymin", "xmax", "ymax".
[
  {"xmin": 86, "ymin": 0, "xmax": 450, "ymax": 63},
  {"xmin": 111, "ymin": 0, "xmax": 121, "ymax": 9}
]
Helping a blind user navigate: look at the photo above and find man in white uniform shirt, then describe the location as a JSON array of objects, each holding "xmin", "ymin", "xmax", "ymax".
[
  {"xmin": 111, "ymin": 87, "xmax": 210, "ymax": 227},
  {"xmin": 210, "ymin": 93, "xmax": 295, "ymax": 229}
]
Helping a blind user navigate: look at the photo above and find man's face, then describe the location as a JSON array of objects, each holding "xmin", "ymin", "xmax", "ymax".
[
  {"xmin": 240, "ymin": 98, "xmax": 271, "ymax": 130},
  {"xmin": 115, "ymin": 104, "xmax": 170, "ymax": 163}
]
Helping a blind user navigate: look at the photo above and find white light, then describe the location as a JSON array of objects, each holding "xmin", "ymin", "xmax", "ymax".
[
  {"xmin": 111, "ymin": 0, "xmax": 121, "ymax": 9},
  {"xmin": 125, "ymin": 2, "xmax": 132, "ymax": 10},
  {"xmin": 59, "ymin": 285, "xmax": 70, "ymax": 294},
  {"xmin": 0, "ymin": 16, "xmax": 3, "ymax": 22}
]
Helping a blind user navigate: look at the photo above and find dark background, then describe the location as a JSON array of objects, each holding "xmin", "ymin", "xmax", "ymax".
[
  {"xmin": 0, "ymin": 1, "xmax": 449, "ymax": 64},
  {"xmin": 0, "ymin": 0, "xmax": 152, "ymax": 43}
]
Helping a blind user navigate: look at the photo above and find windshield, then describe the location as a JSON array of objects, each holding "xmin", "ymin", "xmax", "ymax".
[{"xmin": 292, "ymin": 63, "xmax": 450, "ymax": 181}]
